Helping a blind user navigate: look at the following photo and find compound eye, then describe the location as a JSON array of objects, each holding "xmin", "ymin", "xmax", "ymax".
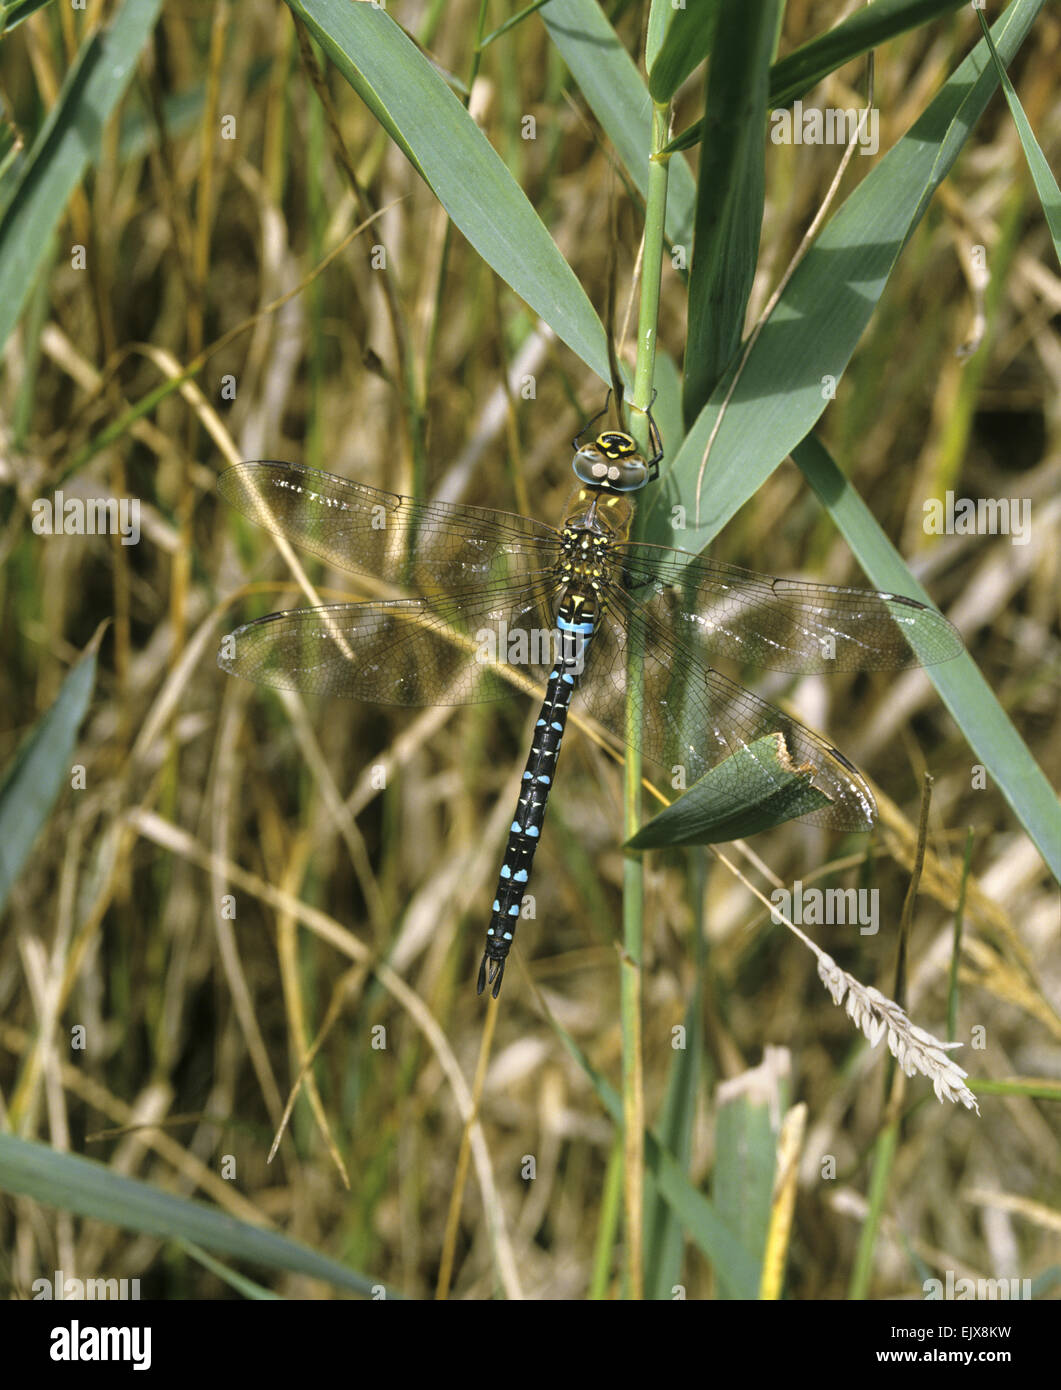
[
  {"xmin": 572, "ymin": 445, "xmax": 650, "ymax": 492},
  {"xmin": 619, "ymin": 461, "xmax": 648, "ymax": 490}
]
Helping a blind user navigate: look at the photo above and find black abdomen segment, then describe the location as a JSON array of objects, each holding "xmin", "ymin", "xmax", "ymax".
[{"xmin": 477, "ymin": 609, "xmax": 595, "ymax": 998}]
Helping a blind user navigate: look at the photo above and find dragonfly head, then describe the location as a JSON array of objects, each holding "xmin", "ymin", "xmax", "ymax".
[{"xmin": 572, "ymin": 431, "xmax": 651, "ymax": 493}]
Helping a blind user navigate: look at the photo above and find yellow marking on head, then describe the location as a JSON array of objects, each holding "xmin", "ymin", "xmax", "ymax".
[{"xmin": 597, "ymin": 431, "xmax": 637, "ymax": 459}]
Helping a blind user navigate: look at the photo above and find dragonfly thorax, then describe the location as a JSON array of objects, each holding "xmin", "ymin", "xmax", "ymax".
[
  {"xmin": 558, "ymin": 524, "xmax": 611, "ymax": 593},
  {"xmin": 572, "ymin": 430, "xmax": 651, "ymax": 493},
  {"xmin": 560, "ymin": 484, "xmax": 636, "ymax": 547}
]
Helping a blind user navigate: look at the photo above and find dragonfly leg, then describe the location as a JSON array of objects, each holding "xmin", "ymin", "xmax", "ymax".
[
  {"xmin": 572, "ymin": 392, "xmax": 613, "ymax": 450},
  {"xmin": 629, "ymin": 393, "xmax": 663, "ymax": 479}
]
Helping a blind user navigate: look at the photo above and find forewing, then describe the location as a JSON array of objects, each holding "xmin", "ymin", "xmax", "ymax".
[
  {"xmin": 218, "ymin": 461, "xmax": 556, "ymax": 594},
  {"xmin": 614, "ymin": 543, "xmax": 963, "ymax": 674}
]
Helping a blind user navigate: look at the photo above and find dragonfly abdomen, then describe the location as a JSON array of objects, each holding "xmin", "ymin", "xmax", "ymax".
[{"xmin": 477, "ymin": 600, "xmax": 596, "ymax": 998}]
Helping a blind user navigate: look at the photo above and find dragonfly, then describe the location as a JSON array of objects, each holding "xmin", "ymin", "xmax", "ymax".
[{"xmin": 217, "ymin": 409, "xmax": 962, "ymax": 997}]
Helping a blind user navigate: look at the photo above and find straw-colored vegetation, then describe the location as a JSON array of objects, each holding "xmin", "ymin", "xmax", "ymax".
[{"xmin": 0, "ymin": 0, "xmax": 1057, "ymax": 1301}]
